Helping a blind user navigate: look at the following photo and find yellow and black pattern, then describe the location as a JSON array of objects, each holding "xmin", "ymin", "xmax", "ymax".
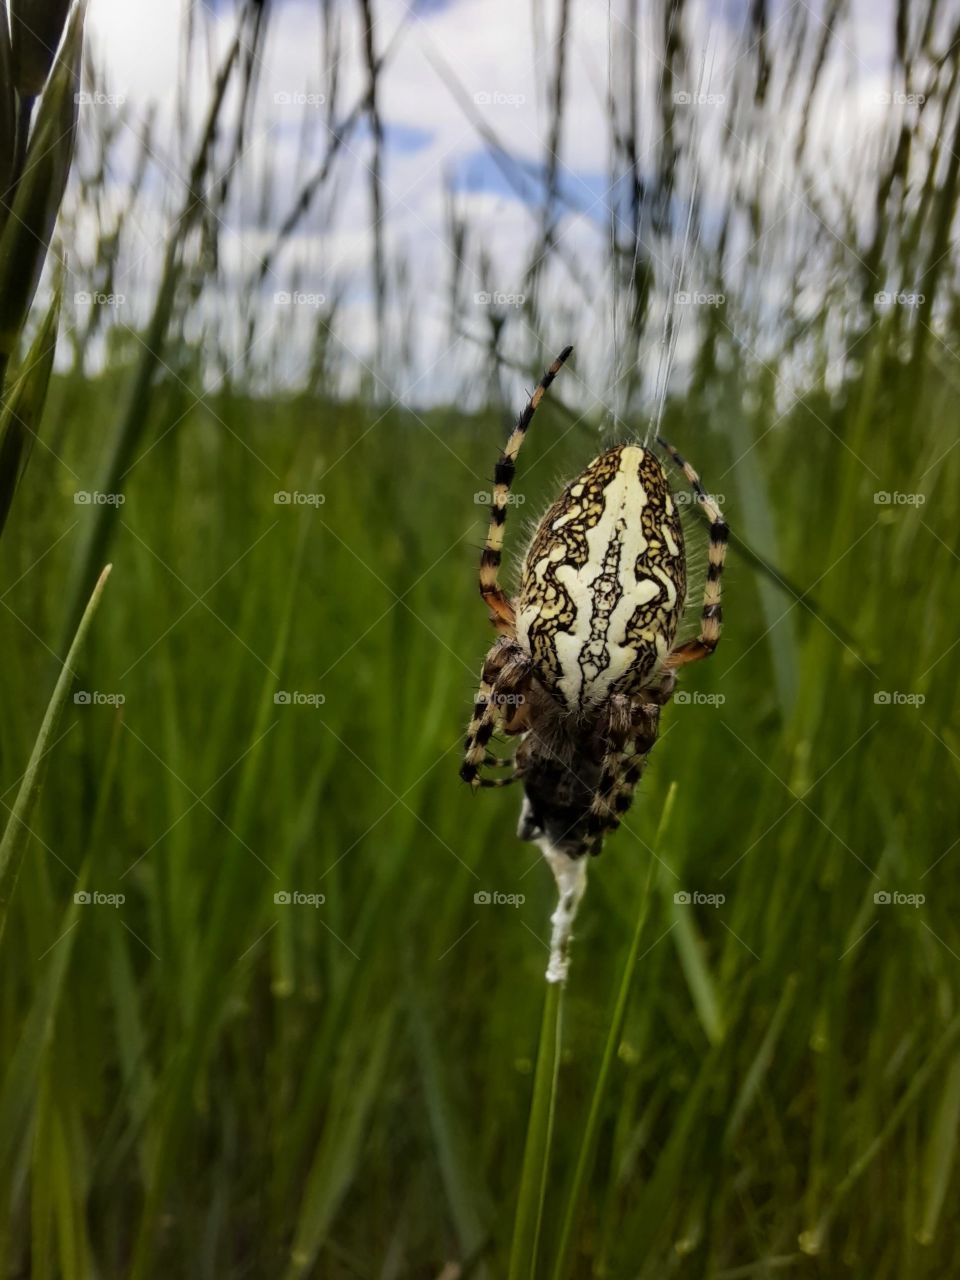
[
  {"xmin": 616, "ymin": 449, "xmax": 686, "ymax": 685},
  {"xmin": 461, "ymin": 345, "xmax": 728, "ymax": 863},
  {"xmin": 478, "ymin": 345, "xmax": 573, "ymax": 632},
  {"xmin": 656, "ymin": 435, "xmax": 727, "ymax": 667},
  {"xmin": 517, "ymin": 445, "xmax": 687, "ymax": 710},
  {"xmin": 517, "ymin": 447, "xmax": 624, "ymax": 693}
]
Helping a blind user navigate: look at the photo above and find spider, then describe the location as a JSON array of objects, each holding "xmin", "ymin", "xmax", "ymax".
[{"xmin": 459, "ymin": 345, "xmax": 728, "ymax": 859}]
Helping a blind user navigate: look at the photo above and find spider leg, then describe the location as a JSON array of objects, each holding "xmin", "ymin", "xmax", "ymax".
[
  {"xmin": 582, "ymin": 750, "xmax": 628, "ymax": 855},
  {"xmin": 657, "ymin": 436, "xmax": 728, "ymax": 667},
  {"xmin": 478, "ymin": 751, "xmax": 521, "ymax": 786},
  {"xmin": 582, "ymin": 698, "xmax": 663, "ymax": 856},
  {"xmin": 479, "ymin": 346, "xmax": 573, "ymax": 634},
  {"xmin": 476, "ymin": 773, "xmax": 521, "ymax": 788},
  {"xmin": 460, "ymin": 644, "xmax": 531, "ymax": 788},
  {"xmin": 460, "ymin": 677, "xmax": 498, "ymax": 785},
  {"xmin": 580, "ymin": 693, "xmax": 632, "ymax": 856}
]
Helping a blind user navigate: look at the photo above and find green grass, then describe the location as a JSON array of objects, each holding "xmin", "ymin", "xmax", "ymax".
[
  {"xmin": 1, "ymin": 320, "xmax": 958, "ymax": 1277},
  {"xmin": 1, "ymin": 1, "xmax": 957, "ymax": 1273}
]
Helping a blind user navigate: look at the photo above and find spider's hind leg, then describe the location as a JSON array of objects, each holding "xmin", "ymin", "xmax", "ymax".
[
  {"xmin": 581, "ymin": 693, "xmax": 632, "ymax": 856},
  {"xmin": 582, "ymin": 695, "xmax": 663, "ymax": 856}
]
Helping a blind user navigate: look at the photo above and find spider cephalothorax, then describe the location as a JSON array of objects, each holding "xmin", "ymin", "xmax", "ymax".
[{"xmin": 460, "ymin": 346, "xmax": 727, "ymax": 858}]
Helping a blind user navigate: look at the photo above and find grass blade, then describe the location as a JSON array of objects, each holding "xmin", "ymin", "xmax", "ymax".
[
  {"xmin": 508, "ymin": 980, "xmax": 563, "ymax": 1280},
  {"xmin": 0, "ymin": 278, "xmax": 61, "ymax": 540},
  {"xmin": 408, "ymin": 978, "xmax": 493, "ymax": 1274},
  {"xmin": 0, "ymin": 0, "xmax": 82, "ymax": 365},
  {"xmin": 0, "ymin": 562, "xmax": 111, "ymax": 938},
  {"xmin": 670, "ymin": 893, "xmax": 724, "ymax": 1046},
  {"xmin": 918, "ymin": 1054, "xmax": 960, "ymax": 1244},
  {"xmin": 285, "ymin": 1007, "xmax": 395, "ymax": 1278},
  {"xmin": 550, "ymin": 785, "xmax": 676, "ymax": 1280}
]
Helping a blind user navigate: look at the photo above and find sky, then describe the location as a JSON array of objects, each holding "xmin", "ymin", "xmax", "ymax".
[{"xmin": 72, "ymin": 0, "xmax": 913, "ymax": 405}]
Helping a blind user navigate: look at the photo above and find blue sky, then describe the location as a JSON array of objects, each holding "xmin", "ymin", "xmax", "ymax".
[{"xmin": 76, "ymin": 0, "xmax": 904, "ymax": 400}]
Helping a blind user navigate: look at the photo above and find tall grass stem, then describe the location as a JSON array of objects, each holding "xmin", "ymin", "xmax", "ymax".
[{"xmin": 508, "ymin": 979, "xmax": 564, "ymax": 1280}]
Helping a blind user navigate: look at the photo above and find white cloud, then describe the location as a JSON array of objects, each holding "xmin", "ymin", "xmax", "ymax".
[{"xmin": 70, "ymin": 0, "xmax": 906, "ymax": 401}]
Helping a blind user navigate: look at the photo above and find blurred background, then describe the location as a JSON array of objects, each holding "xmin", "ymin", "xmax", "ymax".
[{"xmin": 1, "ymin": 0, "xmax": 959, "ymax": 1275}]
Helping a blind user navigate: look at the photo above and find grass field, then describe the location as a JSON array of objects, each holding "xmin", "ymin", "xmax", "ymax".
[
  {"xmin": 2, "ymin": 0, "xmax": 960, "ymax": 1276},
  {"xmin": 2, "ymin": 331, "xmax": 959, "ymax": 1277}
]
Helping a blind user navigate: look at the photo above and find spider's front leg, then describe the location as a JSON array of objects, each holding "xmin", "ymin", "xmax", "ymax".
[
  {"xmin": 460, "ymin": 638, "xmax": 532, "ymax": 788},
  {"xmin": 478, "ymin": 347, "xmax": 573, "ymax": 633}
]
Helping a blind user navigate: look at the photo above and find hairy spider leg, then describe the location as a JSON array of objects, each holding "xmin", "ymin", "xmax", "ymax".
[
  {"xmin": 582, "ymin": 696, "xmax": 663, "ymax": 855},
  {"xmin": 478, "ymin": 346, "xmax": 573, "ymax": 633},
  {"xmin": 460, "ymin": 643, "xmax": 531, "ymax": 787},
  {"xmin": 657, "ymin": 436, "xmax": 728, "ymax": 667}
]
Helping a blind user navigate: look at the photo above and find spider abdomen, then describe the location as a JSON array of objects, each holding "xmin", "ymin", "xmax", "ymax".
[{"xmin": 516, "ymin": 445, "xmax": 686, "ymax": 712}]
